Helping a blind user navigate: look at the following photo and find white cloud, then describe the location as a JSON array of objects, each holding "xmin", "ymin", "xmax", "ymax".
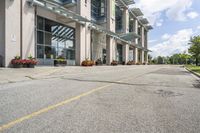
[
  {"xmin": 161, "ymin": 34, "xmax": 171, "ymax": 40},
  {"xmin": 187, "ymin": 11, "xmax": 199, "ymax": 19},
  {"xmin": 150, "ymin": 29, "xmax": 193, "ymax": 57},
  {"xmin": 166, "ymin": 0, "xmax": 192, "ymax": 21},
  {"xmin": 134, "ymin": 0, "xmax": 195, "ymax": 26}
]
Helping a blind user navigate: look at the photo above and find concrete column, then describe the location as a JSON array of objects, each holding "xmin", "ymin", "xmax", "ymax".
[
  {"xmin": 107, "ymin": 0, "xmax": 115, "ymax": 32},
  {"xmin": 133, "ymin": 47, "xmax": 138, "ymax": 63},
  {"xmin": 22, "ymin": 0, "xmax": 35, "ymax": 59},
  {"xmin": 106, "ymin": 0, "xmax": 116, "ymax": 65},
  {"xmin": 75, "ymin": 23, "xmax": 86, "ymax": 65},
  {"xmin": 75, "ymin": 0, "xmax": 91, "ymax": 65},
  {"xmin": 106, "ymin": 37, "xmax": 115, "ymax": 65},
  {"xmin": 141, "ymin": 27, "xmax": 145, "ymax": 47},
  {"xmin": 141, "ymin": 50, "xmax": 144, "ymax": 63},
  {"xmin": 123, "ymin": 44, "xmax": 129, "ymax": 64},
  {"xmin": 123, "ymin": 8, "xmax": 129, "ymax": 33},
  {"xmin": 134, "ymin": 19, "xmax": 138, "ymax": 44},
  {"xmin": 146, "ymin": 52, "xmax": 149, "ymax": 64},
  {"xmin": 4, "ymin": 0, "xmax": 21, "ymax": 67}
]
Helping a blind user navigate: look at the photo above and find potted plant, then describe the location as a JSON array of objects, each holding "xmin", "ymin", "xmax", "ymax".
[
  {"xmin": 127, "ymin": 61, "xmax": 135, "ymax": 65},
  {"xmin": 96, "ymin": 58, "xmax": 103, "ymax": 66},
  {"xmin": 54, "ymin": 56, "xmax": 67, "ymax": 67},
  {"xmin": 11, "ymin": 55, "xmax": 23, "ymax": 68},
  {"xmin": 111, "ymin": 60, "xmax": 118, "ymax": 66},
  {"xmin": 82, "ymin": 59, "xmax": 94, "ymax": 66}
]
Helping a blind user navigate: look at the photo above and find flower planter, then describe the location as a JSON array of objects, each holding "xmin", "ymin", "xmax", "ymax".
[
  {"xmin": 27, "ymin": 64, "xmax": 35, "ymax": 68},
  {"xmin": 13, "ymin": 64, "xmax": 23, "ymax": 68},
  {"xmin": 54, "ymin": 60, "xmax": 67, "ymax": 67},
  {"xmin": 111, "ymin": 61, "xmax": 118, "ymax": 66},
  {"xmin": 82, "ymin": 60, "xmax": 94, "ymax": 67}
]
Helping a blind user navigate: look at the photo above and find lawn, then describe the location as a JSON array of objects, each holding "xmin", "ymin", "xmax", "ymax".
[{"xmin": 186, "ymin": 65, "xmax": 200, "ymax": 74}]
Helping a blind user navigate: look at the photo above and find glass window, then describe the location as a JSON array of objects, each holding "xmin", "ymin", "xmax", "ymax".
[
  {"xmin": 37, "ymin": 16, "xmax": 75, "ymax": 61},
  {"xmin": 45, "ymin": 32, "xmax": 52, "ymax": 45},
  {"xmin": 37, "ymin": 31, "xmax": 44, "ymax": 44},
  {"xmin": 37, "ymin": 17, "xmax": 44, "ymax": 30},
  {"xmin": 45, "ymin": 46, "xmax": 56, "ymax": 59},
  {"xmin": 37, "ymin": 45, "xmax": 44, "ymax": 58}
]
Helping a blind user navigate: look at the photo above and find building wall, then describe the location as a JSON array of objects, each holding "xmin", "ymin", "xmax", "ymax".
[
  {"xmin": 22, "ymin": 0, "xmax": 35, "ymax": 59},
  {"xmin": 5, "ymin": 0, "xmax": 21, "ymax": 67},
  {"xmin": 0, "ymin": 0, "xmax": 5, "ymax": 66}
]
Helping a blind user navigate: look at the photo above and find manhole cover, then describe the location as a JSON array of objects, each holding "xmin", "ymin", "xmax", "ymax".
[{"xmin": 155, "ymin": 90, "xmax": 183, "ymax": 97}]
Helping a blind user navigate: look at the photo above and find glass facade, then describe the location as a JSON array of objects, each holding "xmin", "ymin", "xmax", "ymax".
[
  {"xmin": 36, "ymin": 16, "xmax": 75, "ymax": 61},
  {"xmin": 91, "ymin": 0, "xmax": 106, "ymax": 22}
]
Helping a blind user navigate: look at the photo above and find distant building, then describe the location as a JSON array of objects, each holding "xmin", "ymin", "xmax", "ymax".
[{"xmin": 0, "ymin": 0, "xmax": 152, "ymax": 67}]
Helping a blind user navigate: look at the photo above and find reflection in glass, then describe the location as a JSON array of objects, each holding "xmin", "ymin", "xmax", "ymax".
[{"xmin": 36, "ymin": 16, "xmax": 75, "ymax": 61}]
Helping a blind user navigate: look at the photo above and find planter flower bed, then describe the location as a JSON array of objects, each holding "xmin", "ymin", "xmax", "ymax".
[
  {"xmin": 127, "ymin": 61, "xmax": 135, "ymax": 65},
  {"xmin": 11, "ymin": 56, "xmax": 37, "ymax": 68},
  {"xmin": 111, "ymin": 60, "xmax": 118, "ymax": 66},
  {"xmin": 82, "ymin": 59, "xmax": 95, "ymax": 66}
]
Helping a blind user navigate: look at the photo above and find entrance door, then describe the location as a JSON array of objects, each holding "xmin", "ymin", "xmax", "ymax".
[{"xmin": 117, "ymin": 44, "xmax": 123, "ymax": 63}]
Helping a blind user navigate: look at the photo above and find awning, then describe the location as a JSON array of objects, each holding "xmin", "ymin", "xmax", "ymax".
[
  {"xmin": 138, "ymin": 17, "xmax": 149, "ymax": 25},
  {"xmin": 130, "ymin": 8, "xmax": 143, "ymax": 17},
  {"xmin": 27, "ymin": 0, "xmax": 89, "ymax": 25},
  {"xmin": 119, "ymin": 32, "xmax": 141, "ymax": 41},
  {"xmin": 145, "ymin": 25, "xmax": 153, "ymax": 30},
  {"xmin": 115, "ymin": 0, "xmax": 135, "ymax": 8}
]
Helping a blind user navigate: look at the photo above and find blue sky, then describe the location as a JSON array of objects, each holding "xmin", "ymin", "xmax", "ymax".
[{"xmin": 133, "ymin": 0, "xmax": 200, "ymax": 57}]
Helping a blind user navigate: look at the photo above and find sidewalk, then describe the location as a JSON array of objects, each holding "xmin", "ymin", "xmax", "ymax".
[{"xmin": 0, "ymin": 67, "xmax": 66, "ymax": 84}]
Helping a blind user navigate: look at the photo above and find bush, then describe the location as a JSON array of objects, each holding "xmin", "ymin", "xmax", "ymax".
[
  {"xmin": 82, "ymin": 59, "xmax": 94, "ymax": 66},
  {"xmin": 127, "ymin": 61, "xmax": 135, "ymax": 65},
  {"xmin": 111, "ymin": 60, "xmax": 118, "ymax": 66}
]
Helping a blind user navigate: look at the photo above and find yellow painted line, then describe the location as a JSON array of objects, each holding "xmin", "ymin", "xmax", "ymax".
[
  {"xmin": 0, "ymin": 84, "xmax": 112, "ymax": 131},
  {"xmin": 0, "ymin": 74, "xmax": 137, "ymax": 131}
]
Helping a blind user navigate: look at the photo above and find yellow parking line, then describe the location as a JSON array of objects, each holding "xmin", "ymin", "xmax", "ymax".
[
  {"xmin": 0, "ymin": 84, "xmax": 112, "ymax": 131},
  {"xmin": 0, "ymin": 74, "xmax": 136, "ymax": 131}
]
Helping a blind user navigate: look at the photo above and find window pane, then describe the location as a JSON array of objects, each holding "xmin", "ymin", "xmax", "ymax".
[
  {"xmin": 37, "ymin": 17, "xmax": 44, "ymax": 30},
  {"xmin": 45, "ymin": 46, "xmax": 56, "ymax": 59},
  {"xmin": 37, "ymin": 31, "xmax": 44, "ymax": 44},
  {"xmin": 37, "ymin": 45, "xmax": 44, "ymax": 58},
  {"xmin": 45, "ymin": 32, "xmax": 52, "ymax": 45}
]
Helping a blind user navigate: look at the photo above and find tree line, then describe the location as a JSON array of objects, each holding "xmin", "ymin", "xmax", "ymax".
[{"xmin": 150, "ymin": 36, "xmax": 200, "ymax": 66}]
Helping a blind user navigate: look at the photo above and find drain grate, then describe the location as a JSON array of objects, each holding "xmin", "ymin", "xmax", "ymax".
[{"xmin": 155, "ymin": 90, "xmax": 183, "ymax": 97}]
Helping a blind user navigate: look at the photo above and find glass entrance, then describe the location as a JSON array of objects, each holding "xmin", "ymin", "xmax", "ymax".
[{"xmin": 36, "ymin": 16, "xmax": 75, "ymax": 65}]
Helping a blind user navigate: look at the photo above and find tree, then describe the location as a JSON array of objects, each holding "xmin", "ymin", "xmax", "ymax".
[{"xmin": 188, "ymin": 36, "xmax": 200, "ymax": 66}]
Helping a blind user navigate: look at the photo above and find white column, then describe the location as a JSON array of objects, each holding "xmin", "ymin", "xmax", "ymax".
[
  {"xmin": 123, "ymin": 44, "xmax": 129, "ymax": 64},
  {"xmin": 75, "ymin": 23, "xmax": 86, "ymax": 65},
  {"xmin": 106, "ymin": 0, "xmax": 116, "ymax": 65},
  {"xmin": 123, "ymin": 8, "xmax": 129, "ymax": 33},
  {"xmin": 75, "ymin": 0, "xmax": 91, "ymax": 65},
  {"xmin": 141, "ymin": 50, "xmax": 144, "ymax": 63},
  {"xmin": 146, "ymin": 52, "xmax": 149, "ymax": 64},
  {"xmin": 134, "ymin": 20, "xmax": 138, "ymax": 44},
  {"xmin": 106, "ymin": 37, "xmax": 115, "ymax": 65},
  {"xmin": 141, "ymin": 27, "xmax": 145, "ymax": 47},
  {"xmin": 134, "ymin": 47, "xmax": 138, "ymax": 63}
]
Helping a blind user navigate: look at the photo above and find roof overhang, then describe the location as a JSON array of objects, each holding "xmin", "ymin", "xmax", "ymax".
[
  {"xmin": 119, "ymin": 32, "xmax": 141, "ymax": 41},
  {"xmin": 130, "ymin": 8, "xmax": 143, "ymax": 17},
  {"xmin": 145, "ymin": 25, "xmax": 153, "ymax": 30},
  {"xmin": 115, "ymin": 0, "xmax": 135, "ymax": 8},
  {"xmin": 27, "ymin": 0, "xmax": 88, "ymax": 25},
  {"xmin": 138, "ymin": 17, "xmax": 149, "ymax": 25}
]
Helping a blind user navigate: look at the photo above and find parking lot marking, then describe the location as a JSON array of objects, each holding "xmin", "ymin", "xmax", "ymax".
[
  {"xmin": 0, "ymin": 84, "xmax": 112, "ymax": 131},
  {"xmin": 0, "ymin": 73, "xmax": 141, "ymax": 131}
]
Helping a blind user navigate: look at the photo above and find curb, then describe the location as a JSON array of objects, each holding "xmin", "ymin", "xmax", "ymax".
[{"xmin": 185, "ymin": 67, "xmax": 200, "ymax": 78}]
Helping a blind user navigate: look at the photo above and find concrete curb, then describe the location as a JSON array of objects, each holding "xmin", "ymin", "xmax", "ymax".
[{"xmin": 185, "ymin": 67, "xmax": 200, "ymax": 78}]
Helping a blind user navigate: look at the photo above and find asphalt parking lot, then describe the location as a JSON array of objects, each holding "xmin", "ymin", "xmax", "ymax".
[{"xmin": 0, "ymin": 65, "xmax": 200, "ymax": 133}]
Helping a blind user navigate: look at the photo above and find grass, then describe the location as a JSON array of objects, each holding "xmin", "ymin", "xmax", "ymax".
[{"xmin": 185, "ymin": 65, "xmax": 200, "ymax": 74}]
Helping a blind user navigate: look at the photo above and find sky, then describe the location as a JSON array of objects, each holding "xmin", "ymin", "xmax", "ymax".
[{"xmin": 133, "ymin": 0, "xmax": 200, "ymax": 57}]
